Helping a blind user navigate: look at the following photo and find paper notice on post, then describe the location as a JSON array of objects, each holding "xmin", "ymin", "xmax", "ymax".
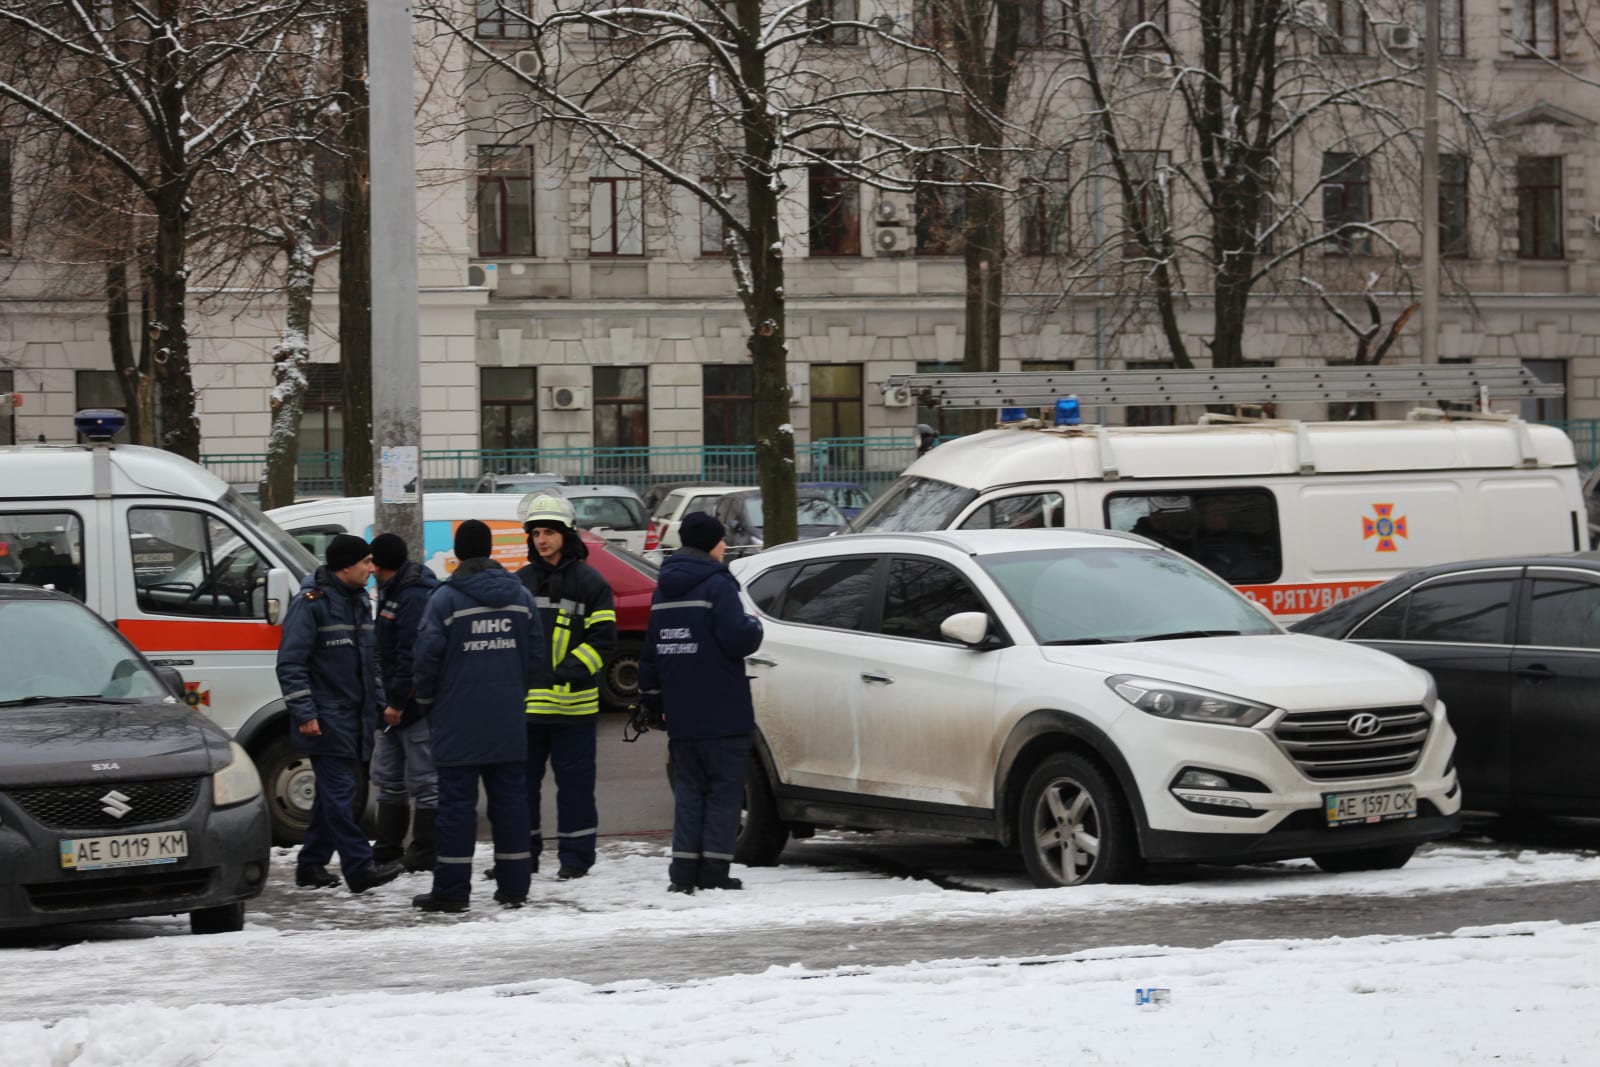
[{"xmin": 380, "ymin": 445, "xmax": 419, "ymax": 504}]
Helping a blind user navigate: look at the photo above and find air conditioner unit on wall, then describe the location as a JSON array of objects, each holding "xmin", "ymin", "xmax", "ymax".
[
  {"xmin": 876, "ymin": 228, "xmax": 902, "ymax": 253},
  {"xmin": 467, "ymin": 263, "xmax": 499, "ymax": 290},
  {"xmin": 875, "ymin": 198, "xmax": 899, "ymax": 223},
  {"xmin": 548, "ymin": 385, "xmax": 590, "ymax": 411},
  {"xmin": 881, "ymin": 383, "xmax": 914, "ymax": 408},
  {"xmin": 1386, "ymin": 24, "xmax": 1417, "ymax": 50},
  {"xmin": 513, "ymin": 50, "xmax": 543, "ymax": 78}
]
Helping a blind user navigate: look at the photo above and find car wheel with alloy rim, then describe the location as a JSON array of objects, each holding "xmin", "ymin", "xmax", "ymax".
[{"xmin": 1017, "ymin": 752, "xmax": 1138, "ymax": 888}]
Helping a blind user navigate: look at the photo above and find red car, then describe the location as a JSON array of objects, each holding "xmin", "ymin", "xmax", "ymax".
[{"xmin": 577, "ymin": 530, "xmax": 657, "ymax": 710}]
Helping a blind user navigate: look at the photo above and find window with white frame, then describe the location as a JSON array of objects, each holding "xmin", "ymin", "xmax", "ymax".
[
  {"xmin": 1514, "ymin": 0, "xmax": 1558, "ymax": 58},
  {"xmin": 1320, "ymin": 151, "xmax": 1372, "ymax": 254},
  {"xmin": 700, "ymin": 175, "xmax": 749, "ymax": 256},
  {"xmin": 590, "ymin": 164, "xmax": 644, "ymax": 256},
  {"xmin": 477, "ymin": 146, "xmax": 535, "ymax": 257},
  {"xmin": 476, "ymin": 0, "xmax": 532, "ymax": 39},
  {"xmin": 1321, "ymin": 0, "xmax": 1366, "ymax": 53}
]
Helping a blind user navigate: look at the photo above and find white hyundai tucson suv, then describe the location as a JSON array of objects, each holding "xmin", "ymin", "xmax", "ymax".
[{"xmin": 729, "ymin": 528, "xmax": 1461, "ymax": 887}]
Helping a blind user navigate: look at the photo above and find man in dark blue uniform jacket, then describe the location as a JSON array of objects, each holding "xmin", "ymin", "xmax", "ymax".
[
  {"xmin": 275, "ymin": 534, "xmax": 404, "ymax": 894},
  {"xmin": 638, "ymin": 512, "xmax": 764, "ymax": 894},
  {"xmin": 411, "ymin": 520, "xmax": 547, "ymax": 912}
]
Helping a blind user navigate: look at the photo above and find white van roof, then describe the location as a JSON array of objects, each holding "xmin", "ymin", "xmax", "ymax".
[
  {"xmin": 266, "ymin": 493, "xmax": 526, "ymax": 526},
  {"xmin": 0, "ymin": 443, "xmax": 230, "ymax": 501},
  {"xmin": 910, "ymin": 420, "xmax": 1577, "ymax": 487}
]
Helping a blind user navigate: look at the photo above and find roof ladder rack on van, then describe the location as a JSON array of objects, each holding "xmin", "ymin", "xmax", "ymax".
[
  {"xmin": 885, "ymin": 364, "xmax": 1564, "ymax": 411},
  {"xmin": 1406, "ymin": 405, "xmax": 1542, "ymax": 468}
]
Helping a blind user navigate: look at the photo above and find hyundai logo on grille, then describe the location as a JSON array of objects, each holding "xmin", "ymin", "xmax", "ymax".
[
  {"xmin": 1346, "ymin": 713, "xmax": 1383, "ymax": 739},
  {"xmin": 99, "ymin": 790, "xmax": 133, "ymax": 819}
]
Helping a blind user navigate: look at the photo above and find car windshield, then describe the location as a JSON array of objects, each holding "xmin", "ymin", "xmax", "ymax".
[
  {"xmin": 850, "ymin": 476, "xmax": 976, "ymax": 533},
  {"xmin": 744, "ymin": 496, "xmax": 765, "ymax": 527},
  {"xmin": 798, "ymin": 497, "xmax": 845, "ymax": 527},
  {"xmin": 979, "ymin": 547, "xmax": 1280, "ymax": 645},
  {"xmin": 571, "ymin": 495, "xmax": 647, "ymax": 531},
  {"xmin": 0, "ymin": 598, "xmax": 171, "ymax": 705},
  {"xmin": 221, "ymin": 489, "xmax": 314, "ymax": 580}
]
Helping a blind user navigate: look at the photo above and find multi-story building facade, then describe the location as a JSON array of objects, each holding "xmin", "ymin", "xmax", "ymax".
[{"xmin": 1, "ymin": 0, "xmax": 1596, "ymax": 463}]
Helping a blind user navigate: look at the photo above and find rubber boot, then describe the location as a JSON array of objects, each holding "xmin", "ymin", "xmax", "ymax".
[
  {"xmin": 402, "ymin": 808, "xmax": 437, "ymax": 873},
  {"xmin": 372, "ymin": 802, "xmax": 411, "ymax": 866}
]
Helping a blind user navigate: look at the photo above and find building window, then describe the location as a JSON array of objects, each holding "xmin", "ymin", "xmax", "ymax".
[
  {"xmin": 476, "ymin": 0, "xmax": 532, "ymax": 38},
  {"xmin": 1514, "ymin": 0, "xmax": 1558, "ymax": 58},
  {"xmin": 700, "ymin": 175, "xmax": 748, "ymax": 256},
  {"xmin": 912, "ymin": 0, "xmax": 946, "ymax": 45},
  {"xmin": 810, "ymin": 364, "xmax": 863, "ymax": 440},
  {"xmin": 297, "ymin": 364, "xmax": 343, "ymax": 483},
  {"xmin": 1440, "ymin": 153, "xmax": 1468, "ymax": 257},
  {"xmin": 0, "ymin": 369, "xmax": 14, "ymax": 445},
  {"xmin": 1125, "ymin": 360, "xmax": 1176, "ymax": 426},
  {"xmin": 1118, "ymin": 0, "xmax": 1168, "ymax": 49},
  {"xmin": 1018, "ymin": 0, "xmax": 1067, "ymax": 47},
  {"xmin": 1516, "ymin": 156, "xmax": 1562, "ymax": 260},
  {"xmin": 1322, "ymin": 0, "xmax": 1366, "ymax": 53},
  {"xmin": 1321, "ymin": 151, "xmax": 1372, "ymax": 254},
  {"xmin": 595, "ymin": 366, "xmax": 649, "ymax": 448},
  {"xmin": 1022, "ymin": 153, "xmax": 1070, "ymax": 256},
  {"xmin": 915, "ymin": 158, "xmax": 964, "ymax": 256},
  {"xmin": 808, "ymin": 155, "xmax": 861, "ymax": 256},
  {"xmin": 914, "ymin": 359, "xmax": 960, "ymax": 437},
  {"xmin": 0, "ymin": 139, "xmax": 11, "ymax": 253},
  {"xmin": 311, "ymin": 144, "xmax": 343, "ymax": 249},
  {"xmin": 477, "ymin": 146, "xmax": 535, "ymax": 257},
  {"xmin": 807, "ymin": 0, "xmax": 859, "ymax": 44},
  {"xmin": 480, "ymin": 367, "xmax": 538, "ymax": 452},
  {"xmin": 590, "ymin": 168, "xmax": 644, "ymax": 257},
  {"xmin": 75, "ymin": 369, "xmax": 125, "ymax": 424},
  {"xmin": 703, "ymin": 365, "xmax": 754, "ymax": 447},
  {"xmin": 1439, "ymin": 0, "xmax": 1465, "ymax": 56},
  {"xmin": 1123, "ymin": 150, "xmax": 1168, "ymax": 255},
  {"xmin": 1521, "ymin": 359, "xmax": 1566, "ymax": 421}
]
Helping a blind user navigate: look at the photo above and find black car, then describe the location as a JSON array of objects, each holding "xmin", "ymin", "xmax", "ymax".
[
  {"xmin": 1292, "ymin": 554, "xmax": 1600, "ymax": 818},
  {"xmin": 0, "ymin": 584, "xmax": 271, "ymax": 934}
]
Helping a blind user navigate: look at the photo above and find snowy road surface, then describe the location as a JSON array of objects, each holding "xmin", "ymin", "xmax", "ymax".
[{"xmin": 2, "ymin": 834, "xmax": 1598, "ymax": 1065}]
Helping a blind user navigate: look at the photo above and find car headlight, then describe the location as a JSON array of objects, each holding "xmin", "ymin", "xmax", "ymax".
[
  {"xmin": 1108, "ymin": 675, "xmax": 1275, "ymax": 728},
  {"xmin": 213, "ymin": 741, "xmax": 263, "ymax": 808}
]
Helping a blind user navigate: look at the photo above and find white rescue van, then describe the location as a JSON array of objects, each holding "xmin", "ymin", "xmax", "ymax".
[
  {"xmin": 0, "ymin": 413, "xmax": 317, "ymax": 843},
  {"xmin": 853, "ymin": 416, "xmax": 1585, "ymax": 619}
]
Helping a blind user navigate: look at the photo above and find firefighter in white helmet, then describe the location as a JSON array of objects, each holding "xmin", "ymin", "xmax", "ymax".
[{"xmin": 511, "ymin": 492, "xmax": 616, "ymax": 880}]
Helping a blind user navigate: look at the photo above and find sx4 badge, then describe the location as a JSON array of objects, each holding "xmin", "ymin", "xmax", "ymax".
[{"xmin": 1363, "ymin": 503, "xmax": 1408, "ymax": 552}]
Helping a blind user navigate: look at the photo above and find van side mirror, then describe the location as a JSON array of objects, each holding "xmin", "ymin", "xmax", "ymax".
[
  {"xmin": 154, "ymin": 665, "xmax": 186, "ymax": 701},
  {"xmin": 940, "ymin": 611, "xmax": 991, "ymax": 647},
  {"xmin": 265, "ymin": 567, "xmax": 295, "ymax": 625}
]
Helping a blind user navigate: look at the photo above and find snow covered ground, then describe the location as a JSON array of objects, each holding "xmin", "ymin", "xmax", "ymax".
[{"xmin": 3, "ymin": 836, "xmax": 1599, "ymax": 1066}]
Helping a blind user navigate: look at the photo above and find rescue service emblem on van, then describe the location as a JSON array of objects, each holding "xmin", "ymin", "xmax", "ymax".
[{"xmin": 1363, "ymin": 503, "xmax": 1409, "ymax": 552}]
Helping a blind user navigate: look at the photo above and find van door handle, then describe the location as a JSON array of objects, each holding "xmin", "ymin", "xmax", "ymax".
[
  {"xmin": 747, "ymin": 655, "xmax": 777, "ymax": 668},
  {"xmin": 860, "ymin": 671, "xmax": 895, "ymax": 685},
  {"xmin": 1515, "ymin": 664, "xmax": 1555, "ymax": 682}
]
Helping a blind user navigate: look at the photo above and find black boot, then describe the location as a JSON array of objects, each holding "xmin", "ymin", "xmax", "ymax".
[
  {"xmin": 412, "ymin": 892, "xmax": 469, "ymax": 913},
  {"xmin": 295, "ymin": 864, "xmax": 340, "ymax": 889},
  {"xmin": 401, "ymin": 808, "xmax": 437, "ymax": 872},
  {"xmin": 346, "ymin": 859, "xmax": 404, "ymax": 894},
  {"xmin": 372, "ymin": 802, "xmax": 411, "ymax": 866}
]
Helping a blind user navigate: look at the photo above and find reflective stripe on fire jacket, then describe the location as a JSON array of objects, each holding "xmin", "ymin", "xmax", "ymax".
[{"xmin": 517, "ymin": 558, "xmax": 616, "ymax": 718}]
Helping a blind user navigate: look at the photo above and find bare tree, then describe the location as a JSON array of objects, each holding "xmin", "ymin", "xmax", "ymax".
[
  {"xmin": 0, "ymin": 0, "xmax": 324, "ymax": 459},
  {"xmin": 419, "ymin": 0, "xmax": 965, "ymax": 545}
]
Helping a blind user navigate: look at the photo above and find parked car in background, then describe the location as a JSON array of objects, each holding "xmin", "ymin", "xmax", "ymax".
[
  {"xmin": 1292, "ymin": 554, "xmax": 1600, "ymax": 818},
  {"xmin": 642, "ymin": 480, "xmax": 730, "ymax": 515},
  {"xmin": 799, "ymin": 481, "xmax": 872, "ymax": 520},
  {"xmin": 555, "ymin": 485, "xmax": 652, "ymax": 554},
  {"xmin": 648, "ymin": 485, "xmax": 757, "ymax": 557},
  {"xmin": 715, "ymin": 489, "xmax": 848, "ymax": 557},
  {"xmin": 268, "ymin": 493, "xmax": 655, "ymax": 722},
  {"xmin": 728, "ymin": 528, "xmax": 1461, "ymax": 886},
  {"xmin": 0, "ymin": 583, "xmax": 271, "ymax": 934},
  {"xmin": 473, "ymin": 472, "xmax": 568, "ymax": 494}
]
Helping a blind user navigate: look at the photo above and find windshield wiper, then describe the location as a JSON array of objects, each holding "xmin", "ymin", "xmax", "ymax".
[
  {"xmin": 1132, "ymin": 630, "xmax": 1244, "ymax": 642},
  {"xmin": 1040, "ymin": 637, "xmax": 1117, "ymax": 646},
  {"xmin": 0, "ymin": 695, "xmax": 135, "ymax": 708}
]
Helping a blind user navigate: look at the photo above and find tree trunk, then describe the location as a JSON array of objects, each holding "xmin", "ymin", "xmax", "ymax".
[
  {"xmin": 339, "ymin": 0, "xmax": 374, "ymax": 496},
  {"xmin": 105, "ymin": 259, "xmax": 150, "ymax": 445},
  {"xmin": 262, "ymin": 233, "xmax": 316, "ymax": 510},
  {"xmin": 149, "ymin": 185, "xmax": 199, "ymax": 459}
]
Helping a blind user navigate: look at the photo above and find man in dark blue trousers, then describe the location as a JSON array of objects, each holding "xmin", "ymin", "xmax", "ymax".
[
  {"xmin": 276, "ymin": 533, "xmax": 404, "ymax": 894},
  {"xmin": 638, "ymin": 512, "xmax": 765, "ymax": 894},
  {"xmin": 411, "ymin": 520, "xmax": 548, "ymax": 912}
]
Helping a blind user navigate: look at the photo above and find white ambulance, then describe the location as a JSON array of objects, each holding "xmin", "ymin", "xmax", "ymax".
[
  {"xmin": 853, "ymin": 415, "xmax": 1585, "ymax": 619},
  {"xmin": 0, "ymin": 413, "xmax": 317, "ymax": 843}
]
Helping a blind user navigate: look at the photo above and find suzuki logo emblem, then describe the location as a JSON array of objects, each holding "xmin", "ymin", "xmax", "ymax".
[
  {"xmin": 100, "ymin": 790, "xmax": 133, "ymax": 819},
  {"xmin": 1346, "ymin": 713, "xmax": 1383, "ymax": 738}
]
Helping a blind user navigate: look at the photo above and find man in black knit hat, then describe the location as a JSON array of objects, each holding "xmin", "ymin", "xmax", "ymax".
[
  {"xmin": 276, "ymin": 533, "xmax": 404, "ymax": 894},
  {"xmin": 368, "ymin": 532, "xmax": 441, "ymax": 872}
]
